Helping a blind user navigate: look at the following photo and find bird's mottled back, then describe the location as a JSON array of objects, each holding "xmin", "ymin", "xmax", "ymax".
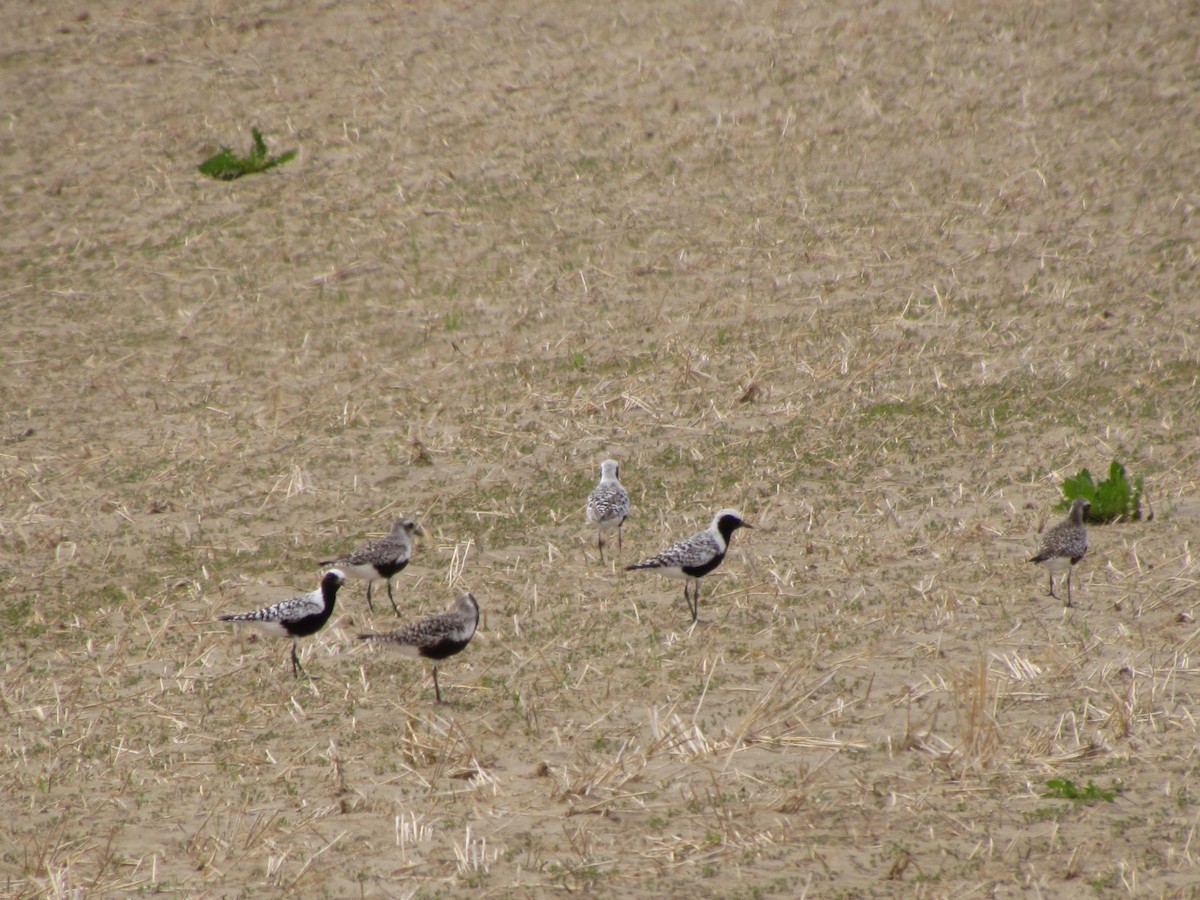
[
  {"xmin": 1031, "ymin": 498, "xmax": 1089, "ymax": 563},
  {"xmin": 320, "ymin": 517, "xmax": 418, "ymax": 614},
  {"xmin": 628, "ymin": 508, "xmax": 750, "ymax": 572},
  {"xmin": 586, "ymin": 459, "xmax": 629, "ymax": 526},
  {"xmin": 358, "ymin": 591, "xmax": 480, "ymax": 656},
  {"xmin": 586, "ymin": 459, "xmax": 630, "ymax": 562},
  {"xmin": 1029, "ymin": 498, "xmax": 1090, "ymax": 607},
  {"xmin": 219, "ymin": 569, "xmax": 345, "ymax": 629},
  {"xmin": 218, "ymin": 570, "xmax": 345, "ymax": 676},
  {"xmin": 357, "ymin": 591, "xmax": 481, "ymax": 702},
  {"xmin": 326, "ymin": 517, "xmax": 416, "ymax": 568},
  {"xmin": 624, "ymin": 508, "xmax": 752, "ymax": 623}
]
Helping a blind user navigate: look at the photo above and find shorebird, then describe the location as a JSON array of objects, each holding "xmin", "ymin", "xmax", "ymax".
[
  {"xmin": 1029, "ymin": 498, "xmax": 1090, "ymax": 607},
  {"xmin": 358, "ymin": 590, "xmax": 480, "ymax": 703},
  {"xmin": 219, "ymin": 569, "xmax": 345, "ymax": 677},
  {"xmin": 625, "ymin": 508, "xmax": 752, "ymax": 624},
  {"xmin": 585, "ymin": 459, "xmax": 629, "ymax": 563},
  {"xmin": 319, "ymin": 516, "xmax": 417, "ymax": 615}
]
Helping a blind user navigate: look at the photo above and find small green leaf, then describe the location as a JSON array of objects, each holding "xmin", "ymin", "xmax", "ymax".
[
  {"xmin": 198, "ymin": 127, "xmax": 297, "ymax": 181},
  {"xmin": 1060, "ymin": 468, "xmax": 1095, "ymax": 502},
  {"xmin": 1058, "ymin": 460, "xmax": 1143, "ymax": 522},
  {"xmin": 197, "ymin": 147, "xmax": 245, "ymax": 181},
  {"xmin": 1044, "ymin": 778, "xmax": 1117, "ymax": 804}
]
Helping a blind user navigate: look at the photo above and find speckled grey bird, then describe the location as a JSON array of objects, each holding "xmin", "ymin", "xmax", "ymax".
[
  {"xmin": 358, "ymin": 590, "xmax": 480, "ymax": 703},
  {"xmin": 219, "ymin": 569, "xmax": 345, "ymax": 677},
  {"xmin": 585, "ymin": 459, "xmax": 629, "ymax": 563},
  {"xmin": 1029, "ymin": 498, "xmax": 1090, "ymax": 607},
  {"xmin": 319, "ymin": 517, "xmax": 417, "ymax": 616},
  {"xmin": 625, "ymin": 508, "xmax": 752, "ymax": 624}
]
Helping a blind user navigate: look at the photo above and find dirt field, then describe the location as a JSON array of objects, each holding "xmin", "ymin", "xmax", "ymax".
[{"xmin": 3, "ymin": 0, "xmax": 1199, "ymax": 896}]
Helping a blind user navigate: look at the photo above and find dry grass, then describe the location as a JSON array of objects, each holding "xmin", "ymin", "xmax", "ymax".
[{"xmin": 2, "ymin": 0, "xmax": 1199, "ymax": 895}]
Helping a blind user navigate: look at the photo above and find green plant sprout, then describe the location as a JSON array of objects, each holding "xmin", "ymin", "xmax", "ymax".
[
  {"xmin": 1043, "ymin": 779, "xmax": 1118, "ymax": 804},
  {"xmin": 198, "ymin": 127, "xmax": 297, "ymax": 180},
  {"xmin": 1059, "ymin": 460, "xmax": 1144, "ymax": 522}
]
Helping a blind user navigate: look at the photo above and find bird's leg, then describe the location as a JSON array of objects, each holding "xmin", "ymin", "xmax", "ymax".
[
  {"xmin": 598, "ymin": 531, "xmax": 606, "ymax": 564},
  {"xmin": 1065, "ymin": 570, "xmax": 1073, "ymax": 608},
  {"xmin": 684, "ymin": 581, "xmax": 699, "ymax": 624},
  {"xmin": 1047, "ymin": 572, "xmax": 1057, "ymax": 599},
  {"xmin": 616, "ymin": 524, "xmax": 622, "ymax": 562},
  {"xmin": 387, "ymin": 579, "xmax": 400, "ymax": 616},
  {"xmin": 432, "ymin": 666, "xmax": 444, "ymax": 704},
  {"xmin": 291, "ymin": 639, "xmax": 303, "ymax": 678},
  {"xmin": 366, "ymin": 582, "xmax": 377, "ymax": 613}
]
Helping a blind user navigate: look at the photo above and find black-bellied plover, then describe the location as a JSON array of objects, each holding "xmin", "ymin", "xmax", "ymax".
[
  {"xmin": 585, "ymin": 459, "xmax": 630, "ymax": 562},
  {"xmin": 319, "ymin": 516, "xmax": 417, "ymax": 615},
  {"xmin": 625, "ymin": 508, "xmax": 752, "ymax": 624},
  {"xmin": 219, "ymin": 569, "xmax": 345, "ymax": 677},
  {"xmin": 358, "ymin": 590, "xmax": 480, "ymax": 703},
  {"xmin": 1029, "ymin": 498, "xmax": 1090, "ymax": 607}
]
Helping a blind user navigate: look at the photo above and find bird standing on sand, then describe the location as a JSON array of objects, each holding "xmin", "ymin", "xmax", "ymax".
[
  {"xmin": 626, "ymin": 508, "xmax": 752, "ymax": 624},
  {"xmin": 1029, "ymin": 498, "xmax": 1090, "ymax": 607},
  {"xmin": 585, "ymin": 459, "xmax": 630, "ymax": 563},
  {"xmin": 358, "ymin": 590, "xmax": 480, "ymax": 703},
  {"xmin": 319, "ymin": 517, "xmax": 417, "ymax": 615},
  {"xmin": 219, "ymin": 569, "xmax": 345, "ymax": 677}
]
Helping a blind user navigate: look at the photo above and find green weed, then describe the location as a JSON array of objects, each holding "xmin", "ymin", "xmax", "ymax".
[
  {"xmin": 198, "ymin": 127, "xmax": 297, "ymax": 181},
  {"xmin": 1059, "ymin": 460, "xmax": 1144, "ymax": 522},
  {"xmin": 1043, "ymin": 778, "xmax": 1118, "ymax": 804}
]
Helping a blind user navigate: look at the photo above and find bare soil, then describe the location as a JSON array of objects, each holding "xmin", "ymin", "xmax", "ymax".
[{"xmin": 2, "ymin": 0, "xmax": 1199, "ymax": 896}]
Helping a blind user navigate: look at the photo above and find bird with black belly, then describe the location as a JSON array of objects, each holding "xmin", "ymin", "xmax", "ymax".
[
  {"xmin": 219, "ymin": 569, "xmax": 345, "ymax": 677},
  {"xmin": 358, "ymin": 590, "xmax": 481, "ymax": 703},
  {"xmin": 626, "ymin": 509, "xmax": 752, "ymax": 624}
]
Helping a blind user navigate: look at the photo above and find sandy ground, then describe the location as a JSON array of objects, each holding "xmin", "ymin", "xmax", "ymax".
[{"xmin": 2, "ymin": 0, "xmax": 1200, "ymax": 896}]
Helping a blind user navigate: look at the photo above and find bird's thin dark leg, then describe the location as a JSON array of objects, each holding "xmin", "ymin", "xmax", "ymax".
[
  {"xmin": 684, "ymin": 581, "xmax": 699, "ymax": 624},
  {"xmin": 366, "ymin": 582, "xmax": 377, "ymax": 612},
  {"xmin": 598, "ymin": 532, "xmax": 606, "ymax": 564},
  {"xmin": 616, "ymin": 524, "xmax": 622, "ymax": 561},
  {"xmin": 1065, "ymin": 570, "xmax": 1073, "ymax": 608},
  {"xmin": 1047, "ymin": 572, "xmax": 1057, "ymax": 599},
  {"xmin": 291, "ymin": 639, "xmax": 303, "ymax": 678},
  {"xmin": 387, "ymin": 579, "xmax": 400, "ymax": 616},
  {"xmin": 432, "ymin": 667, "xmax": 444, "ymax": 704}
]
